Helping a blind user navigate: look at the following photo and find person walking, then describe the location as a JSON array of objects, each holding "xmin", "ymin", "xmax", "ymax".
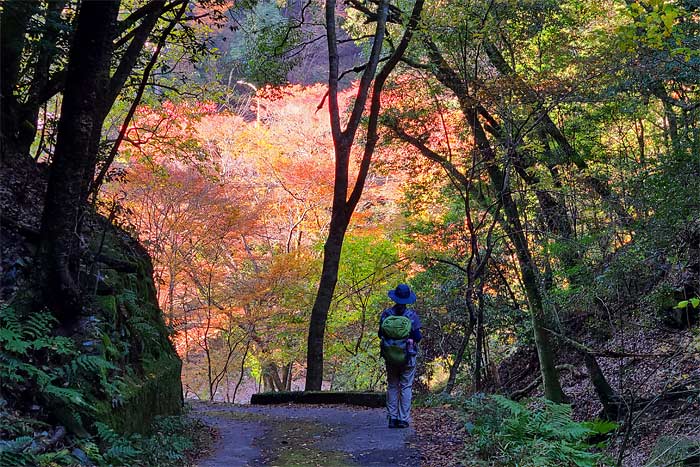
[{"xmin": 379, "ymin": 283, "xmax": 422, "ymax": 428}]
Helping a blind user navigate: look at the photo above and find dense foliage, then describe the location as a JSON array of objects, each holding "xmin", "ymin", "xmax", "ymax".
[
  {"xmin": 464, "ymin": 395, "xmax": 617, "ymax": 467},
  {"xmin": 1, "ymin": 0, "xmax": 699, "ymax": 465}
]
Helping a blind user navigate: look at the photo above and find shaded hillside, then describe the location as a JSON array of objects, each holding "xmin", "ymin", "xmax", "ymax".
[{"xmin": 1, "ymin": 154, "xmax": 185, "ymax": 464}]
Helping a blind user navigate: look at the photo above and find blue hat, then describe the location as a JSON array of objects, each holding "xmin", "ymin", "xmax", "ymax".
[{"xmin": 388, "ymin": 283, "xmax": 416, "ymax": 304}]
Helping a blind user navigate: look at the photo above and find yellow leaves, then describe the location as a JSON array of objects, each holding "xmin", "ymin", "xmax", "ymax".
[{"xmin": 619, "ymin": 0, "xmax": 688, "ymax": 53}]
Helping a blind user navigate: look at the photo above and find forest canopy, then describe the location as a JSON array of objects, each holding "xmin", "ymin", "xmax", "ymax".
[{"xmin": 1, "ymin": 0, "xmax": 699, "ymax": 465}]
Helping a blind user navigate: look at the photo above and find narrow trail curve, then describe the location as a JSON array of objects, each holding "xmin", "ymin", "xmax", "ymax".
[{"xmin": 190, "ymin": 402, "xmax": 421, "ymax": 467}]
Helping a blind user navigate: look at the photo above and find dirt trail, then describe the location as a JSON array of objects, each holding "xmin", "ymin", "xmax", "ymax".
[{"xmin": 191, "ymin": 402, "xmax": 420, "ymax": 467}]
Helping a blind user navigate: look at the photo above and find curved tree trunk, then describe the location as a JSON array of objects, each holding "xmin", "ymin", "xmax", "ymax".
[
  {"xmin": 443, "ymin": 319, "xmax": 475, "ymax": 395},
  {"xmin": 0, "ymin": 1, "xmax": 40, "ymax": 160}
]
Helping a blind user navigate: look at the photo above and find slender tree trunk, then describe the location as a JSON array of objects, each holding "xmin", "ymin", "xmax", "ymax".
[
  {"xmin": 491, "ymin": 163, "xmax": 565, "ymax": 402},
  {"xmin": 232, "ymin": 339, "xmax": 250, "ymax": 403},
  {"xmin": 283, "ymin": 362, "xmax": 293, "ymax": 391},
  {"xmin": 268, "ymin": 362, "xmax": 286, "ymax": 391},
  {"xmin": 16, "ymin": 1, "xmax": 67, "ymax": 158},
  {"xmin": 37, "ymin": 1, "xmax": 121, "ymax": 324},
  {"xmin": 304, "ymin": 0, "xmax": 424, "ymax": 390},
  {"xmin": 444, "ymin": 320, "xmax": 474, "ymax": 394},
  {"xmin": 582, "ymin": 352, "xmax": 622, "ymax": 419},
  {"xmin": 306, "ymin": 214, "xmax": 347, "ymax": 389},
  {"xmin": 473, "ymin": 298, "xmax": 485, "ymax": 392}
]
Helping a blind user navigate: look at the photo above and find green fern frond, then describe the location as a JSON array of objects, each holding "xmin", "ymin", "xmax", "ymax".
[
  {"xmin": 585, "ymin": 419, "xmax": 618, "ymax": 435},
  {"xmin": 78, "ymin": 440, "xmax": 104, "ymax": 463},
  {"xmin": 468, "ymin": 396, "xmax": 611, "ymax": 467},
  {"xmin": 0, "ymin": 327, "xmax": 22, "ymax": 344},
  {"xmin": 95, "ymin": 422, "xmax": 121, "ymax": 445},
  {"xmin": 0, "ymin": 307, "xmax": 23, "ymax": 334},
  {"xmin": 104, "ymin": 444, "xmax": 143, "ymax": 464},
  {"xmin": 22, "ymin": 311, "xmax": 57, "ymax": 340},
  {"xmin": 0, "ymin": 436, "xmax": 34, "ymax": 453},
  {"xmin": 130, "ymin": 317, "xmax": 160, "ymax": 343},
  {"xmin": 31, "ymin": 336, "xmax": 75, "ymax": 355},
  {"xmin": 69, "ymin": 354, "xmax": 116, "ymax": 376},
  {"xmin": 491, "ymin": 394, "xmax": 526, "ymax": 416},
  {"xmin": 0, "ymin": 452, "xmax": 32, "ymax": 467},
  {"xmin": 36, "ymin": 448, "xmax": 76, "ymax": 466},
  {"xmin": 41, "ymin": 384, "xmax": 89, "ymax": 408},
  {"xmin": 2, "ymin": 335, "xmax": 32, "ymax": 355}
]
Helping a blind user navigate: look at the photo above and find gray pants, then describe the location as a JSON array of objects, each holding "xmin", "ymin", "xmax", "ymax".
[{"xmin": 386, "ymin": 363, "xmax": 416, "ymax": 422}]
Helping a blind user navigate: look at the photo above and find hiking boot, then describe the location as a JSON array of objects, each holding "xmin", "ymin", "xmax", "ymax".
[
  {"xmin": 397, "ymin": 420, "xmax": 409, "ymax": 428},
  {"xmin": 388, "ymin": 418, "xmax": 399, "ymax": 428}
]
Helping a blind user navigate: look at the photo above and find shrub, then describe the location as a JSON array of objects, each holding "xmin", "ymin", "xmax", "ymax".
[{"xmin": 463, "ymin": 394, "xmax": 616, "ymax": 467}]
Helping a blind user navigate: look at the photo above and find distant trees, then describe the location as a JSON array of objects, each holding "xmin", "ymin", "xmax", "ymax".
[
  {"xmin": 0, "ymin": 0, "xmax": 224, "ymax": 324},
  {"xmin": 111, "ymin": 88, "xmax": 342, "ymax": 399}
]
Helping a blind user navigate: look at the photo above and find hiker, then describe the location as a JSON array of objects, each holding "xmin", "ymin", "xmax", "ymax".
[{"xmin": 379, "ymin": 283, "xmax": 422, "ymax": 428}]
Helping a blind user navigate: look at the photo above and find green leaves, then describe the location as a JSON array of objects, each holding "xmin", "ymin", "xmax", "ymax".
[
  {"xmin": 618, "ymin": 0, "xmax": 698, "ymax": 59},
  {"xmin": 465, "ymin": 395, "xmax": 616, "ymax": 467},
  {"xmin": 674, "ymin": 297, "xmax": 700, "ymax": 309}
]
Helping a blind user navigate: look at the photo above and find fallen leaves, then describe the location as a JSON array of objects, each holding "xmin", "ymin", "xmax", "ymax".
[{"xmin": 413, "ymin": 407, "xmax": 468, "ymax": 467}]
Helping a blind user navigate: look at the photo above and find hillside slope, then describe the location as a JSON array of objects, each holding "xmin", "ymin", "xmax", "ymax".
[{"xmin": 1, "ymin": 154, "xmax": 183, "ymax": 463}]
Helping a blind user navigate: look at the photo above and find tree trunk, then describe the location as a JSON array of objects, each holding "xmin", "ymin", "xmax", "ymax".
[
  {"xmin": 304, "ymin": 0, "xmax": 423, "ymax": 390},
  {"xmin": 0, "ymin": 1, "xmax": 40, "ymax": 159},
  {"xmin": 582, "ymin": 352, "xmax": 622, "ymax": 419},
  {"xmin": 16, "ymin": 1, "xmax": 67, "ymax": 159},
  {"xmin": 473, "ymin": 298, "xmax": 485, "ymax": 392},
  {"xmin": 443, "ymin": 320, "xmax": 474, "ymax": 395},
  {"xmin": 37, "ymin": 1, "xmax": 121, "ymax": 324},
  {"xmin": 493, "ymin": 163, "xmax": 565, "ymax": 402},
  {"xmin": 305, "ymin": 214, "xmax": 347, "ymax": 389}
]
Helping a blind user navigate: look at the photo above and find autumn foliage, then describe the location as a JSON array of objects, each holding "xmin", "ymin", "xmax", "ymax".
[{"xmin": 103, "ymin": 83, "xmax": 401, "ymax": 399}]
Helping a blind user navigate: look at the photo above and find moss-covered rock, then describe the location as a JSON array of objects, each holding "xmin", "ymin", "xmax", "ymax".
[
  {"xmin": 88, "ymin": 221, "xmax": 183, "ymax": 433},
  {"xmin": 95, "ymin": 354, "xmax": 182, "ymax": 433}
]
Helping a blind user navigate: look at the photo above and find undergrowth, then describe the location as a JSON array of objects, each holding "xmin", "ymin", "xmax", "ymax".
[
  {"xmin": 462, "ymin": 394, "xmax": 617, "ymax": 467},
  {"xmin": 0, "ymin": 306, "xmax": 206, "ymax": 466}
]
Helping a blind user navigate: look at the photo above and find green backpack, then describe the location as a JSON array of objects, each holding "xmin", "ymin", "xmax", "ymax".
[{"xmin": 380, "ymin": 315, "xmax": 412, "ymax": 366}]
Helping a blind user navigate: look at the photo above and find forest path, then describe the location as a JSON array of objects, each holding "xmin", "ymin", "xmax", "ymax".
[{"xmin": 190, "ymin": 401, "xmax": 420, "ymax": 466}]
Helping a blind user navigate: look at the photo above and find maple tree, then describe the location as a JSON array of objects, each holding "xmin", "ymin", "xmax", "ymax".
[
  {"xmin": 2, "ymin": 0, "xmax": 698, "ymax": 463},
  {"xmin": 107, "ymin": 84, "xmax": 352, "ymax": 398}
]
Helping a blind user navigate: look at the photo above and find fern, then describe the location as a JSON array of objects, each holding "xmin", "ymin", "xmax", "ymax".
[
  {"xmin": 104, "ymin": 444, "xmax": 143, "ymax": 464},
  {"xmin": 41, "ymin": 383, "xmax": 90, "ymax": 408},
  {"xmin": 78, "ymin": 440, "xmax": 104, "ymax": 464},
  {"xmin": 32, "ymin": 335, "xmax": 75, "ymax": 355},
  {"xmin": 130, "ymin": 316, "xmax": 160, "ymax": 344},
  {"xmin": 0, "ymin": 307, "xmax": 23, "ymax": 335},
  {"xmin": 22, "ymin": 312, "xmax": 57, "ymax": 340},
  {"xmin": 466, "ymin": 395, "xmax": 616, "ymax": 467},
  {"xmin": 0, "ymin": 452, "xmax": 32, "ymax": 466},
  {"xmin": 95, "ymin": 421, "xmax": 121, "ymax": 445},
  {"xmin": 36, "ymin": 449, "xmax": 76, "ymax": 466},
  {"xmin": 492, "ymin": 394, "xmax": 526, "ymax": 416},
  {"xmin": 1, "ymin": 307, "xmax": 198, "ymax": 467},
  {"xmin": 0, "ymin": 436, "xmax": 43, "ymax": 467},
  {"xmin": 0, "ymin": 329, "xmax": 32, "ymax": 355},
  {"xmin": 0, "ymin": 436, "xmax": 34, "ymax": 453},
  {"xmin": 96, "ymin": 423, "xmax": 144, "ymax": 465},
  {"xmin": 68, "ymin": 354, "xmax": 116, "ymax": 379}
]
